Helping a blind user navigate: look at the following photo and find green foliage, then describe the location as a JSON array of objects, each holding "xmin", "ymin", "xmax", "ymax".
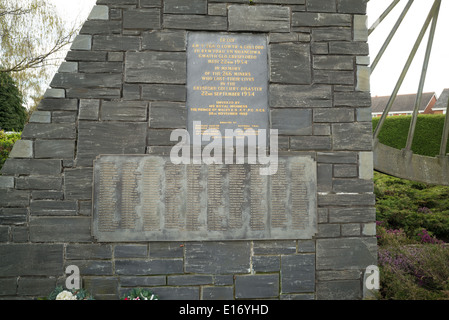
[
  {"xmin": 0, "ymin": 130, "xmax": 21, "ymax": 172},
  {"xmin": 378, "ymin": 242, "xmax": 449, "ymax": 300},
  {"xmin": 0, "ymin": 72, "xmax": 27, "ymax": 131},
  {"xmin": 375, "ymin": 171, "xmax": 449, "ymax": 241},
  {"xmin": 372, "ymin": 115, "xmax": 449, "ymax": 157},
  {"xmin": 121, "ymin": 288, "xmax": 159, "ymax": 300},
  {"xmin": 44, "ymin": 286, "xmax": 94, "ymax": 300}
]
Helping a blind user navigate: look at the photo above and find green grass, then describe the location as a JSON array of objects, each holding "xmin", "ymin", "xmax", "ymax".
[{"xmin": 373, "ymin": 114, "xmax": 449, "ymax": 157}]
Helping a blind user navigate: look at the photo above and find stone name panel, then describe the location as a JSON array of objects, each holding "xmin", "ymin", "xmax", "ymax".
[{"xmin": 93, "ymin": 155, "xmax": 317, "ymax": 242}]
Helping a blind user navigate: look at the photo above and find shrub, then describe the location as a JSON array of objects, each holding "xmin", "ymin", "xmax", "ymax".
[
  {"xmin": 0, "ymin": 72, "xmax": 27, "ymax": 132},
  {"xmin": 378, "ymin": 243, "xmax": 449, "ymax": 300},
  {"xmin": 0, "ymin": 130, "xmax": 21, "ymax": 172},
  {"xmin": 374, "ymin": 171, "xmax": 449, "ymax": 241}
]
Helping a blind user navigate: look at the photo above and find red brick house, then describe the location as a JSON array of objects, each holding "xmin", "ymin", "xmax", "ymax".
[{"xmin": 371, "ymin": 92, "xmax": 437, "ymax": 117}]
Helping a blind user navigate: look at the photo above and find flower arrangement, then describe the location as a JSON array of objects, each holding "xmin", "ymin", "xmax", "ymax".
[
  {"xmin": 46, "ymin": 286, "xmax": 94, "ymax": 300},
  {"xmin": 121, "ymin": 288, "xmax": 159, "ymax": 300}
]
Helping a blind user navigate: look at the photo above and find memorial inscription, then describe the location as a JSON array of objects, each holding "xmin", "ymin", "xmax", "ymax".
[
  {"xmin": 93, "ymin": 155, "xmax": 317, "ymax": 242},
  {"xmin": 187, "ymin": 33, "xmax": 269, "ymax": 143}
]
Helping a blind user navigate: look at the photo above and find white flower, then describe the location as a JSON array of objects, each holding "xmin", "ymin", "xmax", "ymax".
[{"xmin": 56, "ymin": 290, "xmax": 77, "ymax": 300}]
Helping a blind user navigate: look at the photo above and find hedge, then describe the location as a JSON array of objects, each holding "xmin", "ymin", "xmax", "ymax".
[
  {"xmin": 0, "ymin": 130, "xmax": 21, "ymax": 172},
  {"xmin": 373, "ymin": 114, "xmax": 449, "ymax": 157}
]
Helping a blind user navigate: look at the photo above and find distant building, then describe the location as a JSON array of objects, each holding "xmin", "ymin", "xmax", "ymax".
[
  {"xmin": 371, "ymin": 92, "xmax": 437, "ymax": 117},
  {"xmin": 432, "ymin": 88, "xmax": 448, "ymax": 114}
]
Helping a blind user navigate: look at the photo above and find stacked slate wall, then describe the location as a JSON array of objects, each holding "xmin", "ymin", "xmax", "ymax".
[{"xmin": 0, "ymin": 0, "xmax": 376, "ymax": 300}]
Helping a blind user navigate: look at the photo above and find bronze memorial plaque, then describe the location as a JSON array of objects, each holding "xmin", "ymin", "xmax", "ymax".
[
  {"xmin": 92, "ymin": 155, "xmax": 317, "ymax": 242},
  {"xmin": 186, "ymin": 32, "xmax": 269, "ymax": 144}
]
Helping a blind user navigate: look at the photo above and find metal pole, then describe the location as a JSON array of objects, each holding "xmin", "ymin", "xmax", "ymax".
[
  {"xmin": 406, "ymin": 0, "xmax": 441, "ymax": 152},
  {"xmin": 373, "ymin": 0, "xmax": 441, "ymax": 140},
  {"xmin": 440, "ymin": 98, "xmax": 449, "ymax": 156},
  {"xmin": 370, "ymin": 0, "xmax": 414, "ymax": 74},
  {"xmin": 369, "ymin": 0, "xmax": 401, "ymax": 35}
]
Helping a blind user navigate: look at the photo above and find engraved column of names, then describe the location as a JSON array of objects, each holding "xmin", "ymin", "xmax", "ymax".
[
  {"xmin": 142, "ymin": 158, "xmax": 160, "ymax": 231},
  {"xmin": 121, "ymin": 162, "xmax": 140, "ymax": 230},
  {"xmin": 98, "ymin": 162, "xmax": 119, "ymax": 232},
  {"xmin": 186, "ymin": 164, "xmax": 202, "ymax": 231},
  {"xmin": 164, "ymin": 163, "xmax": 183, "ymax": 229},
  {"xmin": 207, "ymin": 165, "xmax": 226, "ymax": 231},
  {"xmin": 250, "ymin": 165, "xmax": 266, "ymax": 231},
  {"xmin": 271, "ymin": 163, "xmax": 288, "ymax": 228},
  {"xmin": 228, "ymin": 165, "xmax": 245, "ymax": 229},
  {"xmin": 291, "ymin": 163, "xmax": 308, "ymax": 229}
]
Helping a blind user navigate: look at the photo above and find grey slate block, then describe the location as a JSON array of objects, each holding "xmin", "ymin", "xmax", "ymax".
[
  {"xmin": 163, "ymin": 14, "xmax": 227, "ymax": 31},
  {"xmin": 37, "ymin": 99, "xmax": 78, "ymax": 111},
  {"xmin": 123, "ymin": 9, "xmax": 161, "ymax": 29},
  {"xmin": 29, "ymin": 111, "xmax": 51, "ymax": 123},
  {"xmin": 313, "ymin": 108, "xmax": 354, "ymax": 123},
  {"xmin": 149, "ymin": 102, "xmax": 186, "ymax": 129},
  {"xmin": 22, "ymin": 123, "xmax": 76, "ymax": 140},
  {"xmin": 125, "ymin": 52, "xmax": 186, "ymax": 84},
  {"xmin": 29, "ymin": 217, "xmax": 92, "ymax": 242},
  {"xmin": 235, "ymin": 274, "xmax": 279, "ymax": 299},
  {"xmin": 79, "ymin": 99, "xmax": 100, "ymax": 120},
  {"xmin": 202, "ymin": 286, "xmax": 234, "ymax": 300},
  {"xmin": 271, "ymin": 108, "xmax": 312, "ymax": 135},
  {"xmin": 142, "ymin": 30, "xmax": 186, "ymax": 51},
  {"xmin": 142, "ymin": 84, "xmax": 186, "ymax": 101},
  {"xmin": 228, "ymin": 5, "xmax": 291, "ymax": 33},
  {"xmin": 77, "ymin": 122, "xmax": 147, "ymax": 166},
  {"xmin": 0, "ymin": 189, "xmax": 30, "ymax": 207},
  {"xmin": 1, "ymin": 159, "xmax": 61, "ymax": 176},
  {"xmin": 185, "ymin": 242, "xmax": 251, "ymax": 274},
  {"xmin": 0, "ymin": 244, "xmax": 63, "ymax": 276},
  {"xmin": 292, "ymin": 12, "xmax": 352, "ymax": 27},
  {"xmin": 34, "ymin": 140, "xmax": 75, "ymax": 159},
  {"xmin": 9, "ymin": 140, "xmax": 33, "ymax": 158},
  {"xmin": 281, "ymin": 254, "xmax": 315, "ymax": 293},
  {"xmin": 78, "ymin": 62, "xmax": 123, "ymax": 73},
  {"xmin": 290, "ymin": 136, "xmax": 332, "ymax": 151},
  {"xmin": 164, "ymin": 0, "xmax": 207, "ymax": 14},
  {"xmin": 51, "ymin": 73, "xmax": 122, "ymax": 89},
  {"xmin": 66, "ymin": 244, "xmax": 112, "ymax": 260},
  {"xmin": 332, "ymin": 122, "xmax": 373, "ymax": 150},
  {"xmin": 16, "ymin": 176, "xmax": 62, "ymax": 191},
  {"xmin": 80, "ymin": 20, "xmax": 122, "ymax": 35},
  {"xmin": 269, "ymin": 84, "xmax": 332, "ymax": 108},
  {"xmin": 30, "ymin": 201, "xmax": 77, "ymax": 216},
  {"xmin": 92, "ymin": 35, "xmax": 141, "ymax": 51},
  {"xmin": 100, "ymin": 101, "xmax": 148, "ymax": 121},
  {"xmin": 270, "ymin": 43, "xmax": 311, "ymax": 84},
  {"xmin": 316, "ymin": 237, "xmax": 377, "ymax": 270},
  {"xmin": 64, "ymin": 168, "xmax": 93, "ymax": 200},
  {"xmin": 115, "ymin": 259, "xmax": 183, "ymax": 275}
]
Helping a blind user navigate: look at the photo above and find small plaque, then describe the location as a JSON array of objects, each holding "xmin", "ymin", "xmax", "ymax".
[
  {"xmin": 92, "ymin": 155, "xmax": 317, "ymax": 242},
  {"xmin": 187, "ymin": 33, "xmax": 269, "ymax": 144}
]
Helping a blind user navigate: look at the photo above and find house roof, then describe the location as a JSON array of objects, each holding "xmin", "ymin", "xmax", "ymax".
[
  {"xmin": 371, "ymin": 92, "xmax": 436, "ymax": 114},
  {"xmin": 433, "ymin": 88, "xmax": 449, "ymax": 110}
]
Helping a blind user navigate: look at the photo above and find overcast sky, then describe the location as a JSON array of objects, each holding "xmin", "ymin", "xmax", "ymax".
[{"xmin": 49, "ymin": 0, "xmax": 449, "ymax": 98}]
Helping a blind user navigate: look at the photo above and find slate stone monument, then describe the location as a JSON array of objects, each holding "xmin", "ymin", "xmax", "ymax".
[{"xmin": 0, "ymin": 0, "xmax": 376, "ymax": 300}]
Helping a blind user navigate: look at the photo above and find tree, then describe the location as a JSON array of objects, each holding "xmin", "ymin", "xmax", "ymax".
[
  {"xmin": 0, "ymin": 72, "xmax": 27, "ymax": 132},
  {"xmin": 0, "ymin": 0, "xmax": 79, "ymax": 107}
]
